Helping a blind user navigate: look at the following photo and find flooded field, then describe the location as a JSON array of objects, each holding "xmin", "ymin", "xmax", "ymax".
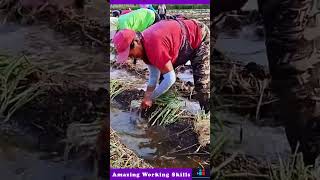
[
  {"xmin": 110, "ymin": 67, "xmax": 207, "ymax": 168},
  {"xmin": 0, "ymin": 0, "xmax": 107, "ymax": 179},
  {"xmin": 109, "ymin": 7, "xmax": 210, "ymax": 169},
  {"xmin": 0, "ymin": 131, "xmax": 93, "ymax": 180},
  {"xmin": 0, "ymin": 23, "xmax": 107, "ymax": 90},
  {"xmin": 216, "ymin": 112, "xmax": 291, "ymax": 162},
  {"xmin": 110, "ymin": 106, "xmax": 205, "ymax": 168},
  {"xmin": 216, "ymin": 26, "xmax": 268, "ymax": 66}
]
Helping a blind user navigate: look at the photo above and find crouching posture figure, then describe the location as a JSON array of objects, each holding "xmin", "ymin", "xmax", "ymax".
[
  {"xmin": 113, "ymin": 19, "xmax": 210, "ymax": 112},
  {"xmin": 110, "ymin": 8, "xmax": 160, "ymax": 40}
]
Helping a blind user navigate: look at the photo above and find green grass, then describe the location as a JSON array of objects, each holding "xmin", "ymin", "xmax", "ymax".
[
  {"xmin": 154, "ymin": 91, "xmax": 181, "ymax": 106},
  {"xmin": 269, "ymin": 146, "xmax": 320, "ymax": 180},
  {"xmin": 0, "ymin": 55, "xmax": 43, "ymax": 122},
  {"xmin": 195, "ymin": 109, "xmax": 210, "ymax": 122},
  {"xmin": 149, "ymin": 91, "xmax": 185, "ymax": 126},
  {"xmin": 211, "ymin": 112, "xmax": 231, "ymax": 179},
  {"xmin": 110, "ymin": 80, "xmax": 125, "ymax": 100},
  {"xmin": 211, "ymin": 113, "xmax": 227, "ymax": 159},
  {"xmin": 148, "ymin": 102, "xmax": 185, "ymax": 126}
]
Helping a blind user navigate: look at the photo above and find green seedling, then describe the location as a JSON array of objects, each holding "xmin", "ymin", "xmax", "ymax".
[
  {"xmin": 0, "ymin": 55, "xmax": 43, "ymax": 122},
  {"xmin": 110, "ymin": 80, "xmax": 125, "ymax": 100}
]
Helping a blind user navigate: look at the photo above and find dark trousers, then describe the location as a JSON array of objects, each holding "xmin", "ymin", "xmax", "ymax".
[
  {"xmin": 258, "ymin": 0, "xmax": 320, "ymax": 165},
  {"xmin": 153, "ymin": 12, "xmax": 161, "ymax": 24},
  {"xmin": 159, "ymin": 14, "xmax": 166, "ymax": 20}
]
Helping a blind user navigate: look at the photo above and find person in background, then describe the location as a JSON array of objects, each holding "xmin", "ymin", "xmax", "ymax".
[
  {"xmin": 110, "ymin": 17, "xmax": 118, "ymax": 40},
  {"xmin": 112, "ymin": 10, "xmax": 121, "ymax": 17},
  {"xmin": 112, "ymin": 8, "xmax": 132, "ymax": 17},
  {"xmin": 157, "ymin": 4, "xmax": 167, "ymax": 20},
  {"xmin": 110, "ymin": 8, "xmax": 160, "ymax": 40},
  {"xmin": 166, "ymin": 14, "xmax": 187, "ymax": 20},
  {"xmin": 113, "ymin": 19, "xmax": 210, "ymax": 112}
]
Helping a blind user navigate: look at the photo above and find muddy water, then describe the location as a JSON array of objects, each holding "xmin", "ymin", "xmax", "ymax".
[
  {"xmin": 177, "ymin": 69, "xmax": 194, "ymax": 84},
  {"xmin": 110, "ymin": 68, "xmax": 201, "ymax": 114},
  {"xmin": 0, "ymin": 23, "xmax": 107, "ymax": 90},
  {"xmin": 110, "ymin": 67, "xmax": 147, "ymax": 90},
  {"xmin": 0, "ymin": 6, "xmax": 107, "ymax": 177},
  {"xmin": 216, "ymin": 112, "xmax": 291, "ymax": 162},
  {"xmin": 111, "ymin": 50, "xmax": 195, "ymax": 85},
  {"xmin": 0, "ymin": 132, "xmax": 93, "ymax": 180},
  {"xmin": 110, "ymin": 67, "xmax": 205, "ymax": 167},
  {"xmin": 216, "ymin": 25, "xmax": 268, "ymax": 66},
  {"xmin": 216, "ymin": 23, "xmax": 294, "ymax": 161},
  {"xmin": 110, "ymin": 105, "xmax": 204, "ymax": 168}
]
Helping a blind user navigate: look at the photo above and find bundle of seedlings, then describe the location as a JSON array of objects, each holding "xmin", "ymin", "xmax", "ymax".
[
  {"xmin": 212, "ymin": 50, "xmax": 278, "ymax": 118},
  {"xmin": 111, "ymin": 79, "xmax": 210, "ymax": 157},
  {"xmin": 127, "ymin": 90, "xmax": 185, "ymax": 125},
  {"xmin": 110, "ymin": 79, "xmax": 125, "ymax": 101},
  {"xmin": 0, "ymin": 54, "xmax": 44, "ymax": 122},
  {"xmin": 0, "ymin": 54, "xmax": 108, "ymax": 152},
  {"xmin": 0, "ymin": 53, "xmax": 107, "ymax": 173},
  {"xmin": 110, "ymin": 127, "xmax": 153, "ymax": 168},
  {"xmin": 145, "ymin": 91, "xmax": 187, "ymax": 127}
]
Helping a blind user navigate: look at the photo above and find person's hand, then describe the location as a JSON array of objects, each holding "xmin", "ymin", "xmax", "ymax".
[{"xmin": 140, "ymin": 97, "xmax": 153, "ymax": 109}]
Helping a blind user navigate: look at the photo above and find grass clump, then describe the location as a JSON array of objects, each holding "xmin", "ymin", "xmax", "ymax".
[
  {"xmin": 154, "ymin": 91, "xmax": 181, "ymax": 106},
  {"xmin": 110, "ymin": 80, "xmax": 125, "ymax": 101},
  {"xmin": 269, "ymin": 146, "xmax": 320, "ymax": 180},
  {"xmin": 211, "ymin": 113, "xmax": 231, "ymax": 179},
  {"xmin": 148, "ymin": 91, "xmax": 185, "ymax": 126},
  {"xmin": 0, "ymin": 55, "xmax": 43, "ymax": 122},
  {"xmin": 194, "ymin": 110, "xmax": 210, "ymax": 147},
  {"xmin": 148, "ymin": 102, "xmax": 185, "ymax": 126}
]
